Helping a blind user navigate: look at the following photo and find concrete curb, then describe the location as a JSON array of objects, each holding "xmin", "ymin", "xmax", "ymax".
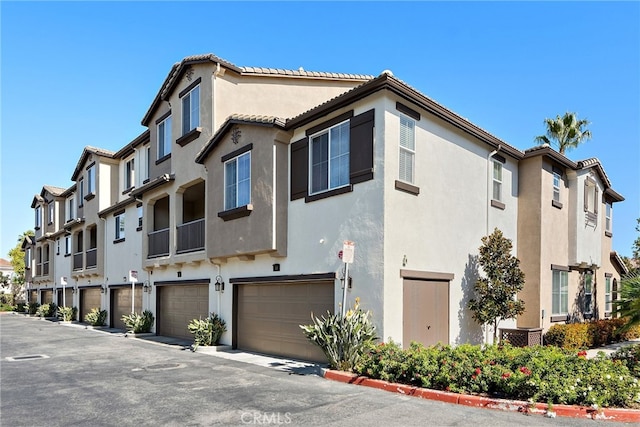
[{"xmin": 323, "ymin": 370, "xmax": 640, "ymax": 423}]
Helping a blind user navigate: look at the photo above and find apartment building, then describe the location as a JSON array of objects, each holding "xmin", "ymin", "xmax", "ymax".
[{"xmin": 23, "ymin": 54, "xmax": 625, "ymax": 362}]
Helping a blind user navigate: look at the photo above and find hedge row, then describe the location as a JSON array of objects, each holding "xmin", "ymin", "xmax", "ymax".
[{"xmin": 543, "ymin": 318, "xmax": 640, "ymax": 350}]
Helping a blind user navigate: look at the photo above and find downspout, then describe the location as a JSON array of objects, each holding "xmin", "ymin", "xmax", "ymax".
[
  {"xmin": 485, "ymin": 144, "xmax": 501, "ymax": 344},
  {"xmin": 100, "ymin": 216, "xmax": 107, "ymax": 310}
]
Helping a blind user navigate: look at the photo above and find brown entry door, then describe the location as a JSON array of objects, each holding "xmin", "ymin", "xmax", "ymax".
[
  {"xmin": 111, "ymin": 287, "xmax": 142, "ymax": 330},
  {"xmin": 403, "ymin": 279, "xmax": 449, "ymax": 348},
  {"xmin": 236, "ymin": 281, "xmax": 334, "ymax": 362}
]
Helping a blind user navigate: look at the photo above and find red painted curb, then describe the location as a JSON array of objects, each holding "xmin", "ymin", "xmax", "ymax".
[{"xmin": 323, "ymin": 370, "xmax": 640, "ymax": 423}]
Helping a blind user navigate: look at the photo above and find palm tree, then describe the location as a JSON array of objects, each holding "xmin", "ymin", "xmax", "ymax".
[
  {"xmin": 534, "ymin": 112, "xmax": 592, "ymax": 154},
  {"xmin": 614, "ymin": 273, "xmax": 640, "ymax": 332}
]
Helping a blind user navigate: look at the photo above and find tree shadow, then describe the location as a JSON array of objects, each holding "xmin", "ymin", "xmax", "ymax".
[{"xmin": 456, "ymin": 254, "xmax": 484, "ymax": 345}]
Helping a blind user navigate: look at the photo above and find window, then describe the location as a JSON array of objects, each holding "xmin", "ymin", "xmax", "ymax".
[
  {"xmin": 181, "ymin": 85, "xmax": 200, "ymax": 135},
  {"xmin": 158, "ymin": 116, "xmax": 172, "ymax": 159},
  {"xmin": 310, "ymin": 121, "xmax": 349, "ymax": 194},
  {"xmin": 125, "ymin": 158, "xmax": 135, "ymax": 190},
  {"xmin": 584, "ymin": 272, "xmax": 593, "ymax": 315},
  {"xmin": 605, "ymin": 202, "xmax": 612, "ymax": 232},
  {"xmin": 584, "ymin": 178, "xmax": 598, "ymax": 220},
  {"xmin": 48, "ymin": 203, "xmax": 54, "ymax": 225},
  {"xmin": 492, "ymin": 160, "xmax": 502, "ymax": 201},
  {"xmin": 225, "ymin": 152, "xmax": 251, "ymax": 210},
  {"xmin": 144, "ymin": 145, "xmax": 151, "ymax": 181},
  {"xmin": 35, "ymin": 206, "xmax": 42, "ymax": 229},
  {"xmin": 25, "ymin": 248, "xmax": 31, "ymax": 267},
  {"xmin": 553, "ymin": 171, "xmax": 561, "ymax": 202},
  {"xmin": 399, "ymin": 115, "xmax": 415, "ymax": 184},
  {"xmin": 79, "ymin": 179, "xmax": 85, "ymax": 203},
  {"xmin": 56, "ymin": 238, "xmax": 60, "ymax": 255},
  {"xmin": 67, "ymin": 197, "xmax": 75, "ymax": 221},
  {"xmin": 552, "ymin": 269, "xmax": 568, "ymax": 315},
  {"xmin": 87, "ymin": 165, "xmax": 95, "ymax": 195},
  {"xmin": 137, "ymin": 205, "xmax": 143, "ymax": 229},
  {"xmin": 605, "ymin": 276, "xmax": 612, "ymax": 313},
  {"xmin": 64, "ymin": 235, "xmax": 71, "ymax": 255},
  {"xmin": 115, "ymin": 213, "xmax": 125, "ymax": 240}
]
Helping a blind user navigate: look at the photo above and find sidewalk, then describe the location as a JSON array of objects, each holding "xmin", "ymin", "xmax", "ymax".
[{"xmin": 586, "ymin": 338, "xmax": 640, "ymax": 358}]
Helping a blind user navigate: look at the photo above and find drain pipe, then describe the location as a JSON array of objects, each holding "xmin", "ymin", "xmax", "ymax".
[{"xmin": 485, "ymin": 144, "xmax": 501, "ymax": 344}]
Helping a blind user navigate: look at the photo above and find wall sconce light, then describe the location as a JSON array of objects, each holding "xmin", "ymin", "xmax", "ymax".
[
  {"xmin": 100, "ymin": 285, "xmax": 107, "ymax": 294},
  {"xmin": 123, "ymin": 276, "xmax": 127, "ymax": 282},
  {"xmin": 143, "ymin": 281, "xmax": 152, "ymax": 293},
  {"xmin": 87, "ymin": 279, "xmax": 91, "ymax": 285},
  {"xmin": 214, "ymin": 275, "xmax": 225, "ymax": 292},
  {"xmin": 72, "ymin": 287, "xmax": 77, "ymax": 294}
]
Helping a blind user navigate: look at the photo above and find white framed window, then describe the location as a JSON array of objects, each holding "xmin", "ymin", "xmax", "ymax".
[
  {"xmin": 605, "ymin": 276, "xmax": 612, "ymax": 312},
  {"xmin": 399, "ymin": 115, "xmax": 415, "ymax": 184},
  {"xmin": 64, "ymin": 235, "xmax": 71, "ymax": 255},
  {"xmin": 605, "ymin": 202, "xmax": 612, "ymax": 232},
  {"xmin": 224, "ymin": 152, "xmax": 251, "ymax": 210},
  {"xmin": 79, "ymin": 179, "xmax": 85, "ymax": 203},
  {"xmin": 67, "ymin": 197, "xmax": 75, "ymax": 221},
  {"xmin": 26, "ymin": 248, "xmax": 31, "ymax": 266},
  {"xmin": 552, "ymin": 269, "xmax": 568, "ymax": 315},
  {"xmin": 87, "ymin": 165, "xmax": 95, "ymax": 195},
  {"xmin": 48, "ymin": 203, "xmax": 54, "ymax": 225},
  {"xmin": 553, "ymin": 171, "xmax": 561, "ymax": 202},
  {"xmin": 181, "ymin": 85, "xmax": 200, "ymax": 135},
  {"xmin": 492, "ymin": 160, "xmax": 503, "ymax": 201},
  {"xmin": 584, "ymin": 178, "xmax": 598, "ymax": 214},
  {"xmin": 143, "ymin": 145, "xmax": 151, "ymax": 181},
  {"xmin": 125, "ymin": 158, "xmax": 135, "ymax": 190},
  {"xmin": 310, "ymin": 121, "xmax": 349, "ymax": 194},
  {"xmin": 584, "ymin": 272, "xmax": 593, "ymax": 315},
  {"xmin": 35, "ymin": 206, "xmax": 42, "ymax": 229},
  {"xmin": 115, "ymin": 213, "xmax": 125, "ymax": 240},
  {"xmin": 137, "ymin": 206, "xmax": 143, "ymax": 228},
  {"xmin": 158, "ymin": 116, "xmax": 172, "ymax": 159}
]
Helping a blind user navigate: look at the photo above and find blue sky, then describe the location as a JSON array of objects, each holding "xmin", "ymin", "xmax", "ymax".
[{"xmin": 1, "ymin": 1, "xmax": 638, "ymax": 260}]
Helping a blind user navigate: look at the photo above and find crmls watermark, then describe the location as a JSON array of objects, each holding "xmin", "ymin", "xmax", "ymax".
[{"xmin": 240, "ymin": 412, "xmax": 292, "ymax": 425}]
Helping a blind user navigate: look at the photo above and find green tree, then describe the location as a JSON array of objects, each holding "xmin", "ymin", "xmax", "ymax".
[
  {"xmin": 468, "ymin": 228, "xmax": 526, "ymax": 344},
  {"xmin": 534, "ymin": 112, "xmax": 592, "ymax": 154},
  {"xmin": 8, "ymin": 230, "xmax": 34, "ymax": 287},
  {"xmin": 613, "ymin": 273, "xmax": 640, "ymax": 331},
  {"xmin": 633, "ymin": 218, "xmax": 640, "ymax": 264}
]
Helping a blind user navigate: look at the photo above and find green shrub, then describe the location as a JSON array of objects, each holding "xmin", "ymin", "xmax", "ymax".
[
  {"xmin": 544, "ymin": 319, "xmax": 640, "ymax": 350},
  {"xmin": 57, "ymin": 306, "xmax": 77, "ymax": 322},
  {"xmin": 13, "ymin": 302, "xmax": 26, "ymax": 313},
  {"xmin": 188, "ymin": 312, "xmax": 227, "ymax": 350},
  {"xmin": 0, "ymin": 294, "xmax": 15, "ymax": 306},
  {"xmin": 355, "ymin": 342, "xmax": 640, "ymax": 408},
  {"xmin": 610, "ymin": 344, "xmax": 640, "ymax": 378},
  {"xmin": 122, "ymin": 310, "xmax": 154, "ymax": 333},
  {"xmin": 300, "ymin": 297, "xmax": 377, "ymax": 371},
  {"xmin": 84, "ymin": 308, "xmax": 108, "ymax": 326},
  {"xmin": 27, "ymin": 302, "xmax": 40, "ymax": 315},
  {"xmin": 36, "ymin": 303, "xmax": 57, "ymax": 318}
]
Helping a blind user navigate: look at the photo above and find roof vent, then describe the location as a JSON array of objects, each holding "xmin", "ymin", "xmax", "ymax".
[
  {"xmin": 381, "ymin": 69, "xmax": 394, "ymax": 76},
  {"xmin": 542, "ymin": 143, "xmax": 550, "ymax": 148},
  {"xmin": 298, "ymin": 67, "xmax": 304, "ymax": 72}
]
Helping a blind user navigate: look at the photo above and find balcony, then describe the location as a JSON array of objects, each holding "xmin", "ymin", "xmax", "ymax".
[
  {"xmin": 43, "ymin": 261, "xmax": 49, "ymax": 276},
  {"xmin": 176, "ymin": 218, "xmax": 205, "ymax": 254},
  {"xmin": 86, "ymin": 248, "xmax": 97, "ymax": 269},
  {"xmin": 36, "ymin": 264, "xmax": 42, "ymax": 277},
  {"xmin": 73, "ymin": 252, "xmax": 83, "ymax": 270},
  {"xmin": 148, "ymin": 228, "xmax": 170, "ymax": 258}
]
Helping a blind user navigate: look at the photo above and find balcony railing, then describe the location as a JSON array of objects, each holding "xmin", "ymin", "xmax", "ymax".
[
  {"xmin": 73, "ymin": 252, "xmax": 83, "ymax": 270},
  {"xmin": 86, "ymin": 248, "xmax": 97, "ymax": 268},
  {"xmin": 176, "ymin": 218, "xmax": 205, "ymax": 254},
  {"xmin": 43, "ymin": 261, "xmax": 49, "ymax": 276},
  {"xmin": 148, "ymin": 228, "xmax": 170, "ymax": 258}
]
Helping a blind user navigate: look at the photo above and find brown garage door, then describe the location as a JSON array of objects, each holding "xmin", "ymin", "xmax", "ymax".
[
  {"xmin": 157, "ymin": 285, "xmax": 209, "ymax": 340},
  {"xmin": 111, "ymin": 287, "xmax": 142, "ymax": 330},
  {"xmin": 237, "ymin": 281, "xmax": 334, "ymax": 362},
  {"xmin": 29, "ymin": 290, "xmax": 38, "ymax": 304},
  {"xmin": 41, "ymin": 290, "xmax": 53, "ymax": 304},
  {"xmin": 57, "ymin": 289, "xmax": 73, "ymax": 308},
  {"xmin": 80, "ymin": 288, "xmax": 102, "ymax": 323}
]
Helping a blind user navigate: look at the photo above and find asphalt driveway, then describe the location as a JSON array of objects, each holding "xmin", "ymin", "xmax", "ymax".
[{"xmin": 0, "ymin": 314, "xmax": 631, "ymax": 426}]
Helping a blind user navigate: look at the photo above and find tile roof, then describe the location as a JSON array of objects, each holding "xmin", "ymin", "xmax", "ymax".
[
  {"xmin": 577, "ymin": 157, "xmax": 611, "ymax": 187},
  {"xmin": 42, "ymin": 185, "xmax": 67, "ymax": 197},
  {"xmin": 195, "ymin": 114, "xmax": 287, "ymax": 164},
  {"xmin": 142, "ymin": 53, "xmax": 372, "ymax": 126},
  {"xmin": 71, "ymin": 146, "xmax": 116, "ymax": 181}
]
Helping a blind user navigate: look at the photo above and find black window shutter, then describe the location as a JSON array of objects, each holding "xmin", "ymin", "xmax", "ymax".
[
  {"xmin": 349, "ymin": 109, "xmax": 375, "ymax": 184},
  {"xmin": 290, "ymin": 137, "xmax": 309, "ymax": 200}
]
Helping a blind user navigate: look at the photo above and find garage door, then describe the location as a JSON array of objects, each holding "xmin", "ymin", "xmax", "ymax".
[
  {"xmin": 237, "ymin": 281, "xmax": 334, "ymax": 362},
  {"xmin": 41, "ymin": 290, "xmax": 53, "ymax": 304},
  {"xmin": 111, "ymin": 287, "xmax": 142, "ymax": 330},
  {"xmin": 80, "ymin": 288, "xmax": 101, "ymax": 323},
  {"xmin": 157, "ymin": 285, "xmax": 209, "ymax": 340},
  {"xmin": 57, "ymin": 289, "xmax": 73, "ymax": 308},
  {"xmin": 29, "ymin": 290, "xmax": 38, "ymax": 304}
]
